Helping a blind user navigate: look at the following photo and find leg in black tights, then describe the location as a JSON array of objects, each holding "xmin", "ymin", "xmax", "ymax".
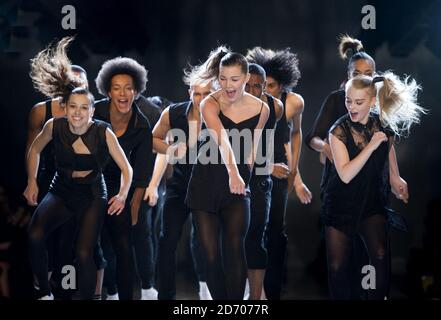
[
  {"xmin": 193, "ymin": 198, "xmax": 250, "ymax": 300},
  {"xmin": 73, "ymin": 194, "xmax": 106, "ymax": 299},
  {"xmin": 220, "ymin": 200, "xmax": 250, "ymax": 299},
  {"xmin": 132, "ymin": 201, "xmax": 155, "ymax": 290},
  {"xmin": 193, "ymin": 210, "xmax": 225, "ymax": 299},
  {"xmin": 325, "ymin": 214, "xmax": 389, "ymax": 300},
  {"xmin": 359, "ymin": 214, "xmax": 388, "ymax": 300},
  {"xmin": 325, "ymin": 226, "xmax": 352, "ymax": 299},
  {"xmin": 28, "ymin": 193, "xmax": 75, "ymax": 297}
]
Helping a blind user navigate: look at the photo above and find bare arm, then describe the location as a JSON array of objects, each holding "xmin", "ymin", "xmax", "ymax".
[
  {"xmin": 105, "ymin": 128, "xmax": 133, "ymax": 215},
  {"xmin": 25, "ymin": 103, "xmax": 45, "ymax": 164},
  {"xmin": 23, "ymin": 119, "xmax": 54, "ymax": 205},
  {"xmin": 144, "ymin": 153, "xmax": 168, "ymax": 206},
  {"xmin": 329, "ymin": 131, "xmax": 387, "ymax": 184},
  {"xmin": 249, "ymin": 103, "xmax": 270, "ymax": 169},
  {"xmin": 152, "ymin": 107, "xmax": 171, "ymax": 154},
  {"xmin": 201, "ymin": 97, "xmax": 244, "ymax": 195},
  {"xmin": 285, "ymin": 93, "xmax": 304, "ymax": 191},
  {"xmin": 389, "ymin": 144, "xmax": 409, "ymax": 203}
]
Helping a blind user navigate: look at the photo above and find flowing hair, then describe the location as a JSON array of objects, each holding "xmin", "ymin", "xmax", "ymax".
[
  {"xmin": 346, "ymin": 72, "xmax": 427, "ymax": 136},
  {"xmin": 29, "ymin": 36, "xmax": 86, "ymax": 101}
]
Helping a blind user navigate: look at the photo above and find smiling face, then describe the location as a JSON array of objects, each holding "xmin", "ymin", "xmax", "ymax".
[
  {"xmin": 218, "ymin": 64, "xmax": 250, "ymax": 102},
  {"xmin": 345, "ymin": 86, "xmax": 376, "ymax": 124},
  {"xmin": 245, "ymin": 73, "xmax": 266, "ymax": 98},
  {"xmin": 108, "ymin": 74, "xmax": 136, "ymax": 114},
  {"xmin": 66, "ymin": 93, "xmax": 94, "ymax": 130}
]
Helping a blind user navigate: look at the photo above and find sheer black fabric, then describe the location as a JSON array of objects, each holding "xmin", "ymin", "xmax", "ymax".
[
  {"xmin": 321, "ymin": 112, "xmax": 394, "ymax": 235},
  {"xmin": 325, "ymin": 214, "xmax": 389, "ymax": 300},
  {"xmin": 193, "ymin": 198, "xmax": 250, "ymax": 300}
]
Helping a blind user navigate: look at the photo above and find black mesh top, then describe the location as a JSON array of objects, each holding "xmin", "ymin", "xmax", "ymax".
[{"xmin": 321, "ymin": 111, "xmax": 394, "ymax": 234}]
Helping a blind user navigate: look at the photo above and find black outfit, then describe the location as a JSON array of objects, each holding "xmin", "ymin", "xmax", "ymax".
[
  {"xmin": 185, "ymin": 96, "xmax": 263, "ymax": 299},
  {"xmin": 157, "ymin": 101, "xmax": 206, "ymax": 300},
  {"xmin": 246, "ymin": 94, "xmax": 277, "ymax": 269},
  {"xmin": 94, "ymin": 99, "xmax": 153, "ymax": 300},
  {"xmin": 132, "ymin": 95, "xmax": 162, "ymax": 291},
  {"xmin": 322, "ymin": 112, "xmax": 393, "ymax": 299},
  {"xmin": 28, "ymin": 118, "xmax": 110, "ymax": 299},
  {"xmin": 37, "ymin": 102, "xmax": 106, "ymax": 299},
  {"xmin": 305, "ymin": 89, "xmax": 372, "ymax": 299},
  {"xmin": 264, "ymin": 91, "xmax": 290, "ymax": 300}
]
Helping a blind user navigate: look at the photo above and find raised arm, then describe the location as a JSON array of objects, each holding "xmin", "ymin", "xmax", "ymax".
[
  {"xmin": 105, "ymin": 128, "xmax": 133, "ymax": 215},
  {"xmin": 329, "ymin": 130, "xmax": 387, "ymax": 184},
  {"xmin": 23, "ymin": 118, "xmax": 54, "ymax": 205}
]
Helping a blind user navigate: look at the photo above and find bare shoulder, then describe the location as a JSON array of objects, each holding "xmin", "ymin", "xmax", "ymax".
[
  {"xmin": 201, "ymin": 92, "xmax": 221, "ymax": 113},
  {"xmin": 29, "ymin": 101, "xmax": 47, "ymax": 122},
  {"xmin": 286, "ymin": 92, "xmax": 305, "ymax": 117}
]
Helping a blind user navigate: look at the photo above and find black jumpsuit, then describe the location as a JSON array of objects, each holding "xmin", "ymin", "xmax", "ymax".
[{"xmin": 28, "ymin": 117, "xmax": 110, "ymax": 299}]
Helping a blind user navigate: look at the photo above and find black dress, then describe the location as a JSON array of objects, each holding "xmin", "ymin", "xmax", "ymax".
[
  {"xmin": 185, "ymin": 106, "xmax": 262, "ymax": 213},
  {"xmin": 321, "ymin": 112, "xmax": 394, "ymax": 235}
]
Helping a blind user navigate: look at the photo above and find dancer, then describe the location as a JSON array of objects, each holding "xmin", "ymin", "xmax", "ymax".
[
  {"xmin": 24, "ymin": 86, "xmax": 132, "ymax": 300},
  {"xmin": 94, "ymin": 57, "xmax": 154, "ymax": 300},
  {"xmin": 185, "ymin": 46, "xmax": 269, "ymax": 299},
  {"xmin": 244, "ymin": 63, "xmax": 283, "ymax": 299},
  {"xmin": 27, "ymin": 37, "xmax": 106, "ymax": 299},
  {"xmin": 324, "ymin": 72, "xmax": 425, "ymax": 299},
  {"xmin": 144, "ymin": 67, "xmax": 213, "ymax": 300},
  {"xmin": 246, "ymin": 47, "xmax": 311, "ymax": 299},
  {"xmin": 305, "ymin": 35, "xmax": 409, "ymax": 299}
]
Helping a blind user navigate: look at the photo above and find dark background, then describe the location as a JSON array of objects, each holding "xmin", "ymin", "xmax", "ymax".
[{"xmin": 0, "ymin": 0, "xmax": 440, "ymax": 298}]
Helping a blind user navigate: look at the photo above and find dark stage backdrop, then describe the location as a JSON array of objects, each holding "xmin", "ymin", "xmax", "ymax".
[{"xmin": 1, "ymin": 0, "xmax": 440, "ymax": 298}]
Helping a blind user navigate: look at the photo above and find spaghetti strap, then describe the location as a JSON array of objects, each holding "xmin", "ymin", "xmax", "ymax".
[{"xmin": 210, "ymin": 95, "xmax": 219, "ymax": 103}]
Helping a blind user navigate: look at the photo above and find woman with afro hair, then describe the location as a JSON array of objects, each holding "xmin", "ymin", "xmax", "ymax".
[{"xmin": 94, "ymin": 57, "xmax": 155, "ymax": 300}]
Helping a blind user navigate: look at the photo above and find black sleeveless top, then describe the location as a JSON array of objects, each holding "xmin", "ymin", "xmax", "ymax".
[
  {"xmin": 185, "ymin": 96, "xmax": 263, "ymax": 212},
  {"xmin": 52, "ymin": 117, "xmax": 110, "ymax": 184},
  {"xmin": 321, "ymin": 112, "xmax": 394, "ymax": 234},
  {"xmin": 168, "ymin": 101, "xmax": 198, "ymax": 193},
  {"xmin": 273, "ymin": 91, "xmax": 290, "ymax": 164}
]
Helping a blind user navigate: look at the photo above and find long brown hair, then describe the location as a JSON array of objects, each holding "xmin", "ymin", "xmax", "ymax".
[{"xmin": 30, "ymin": 37, "xmax": 86, "ymax": 101}]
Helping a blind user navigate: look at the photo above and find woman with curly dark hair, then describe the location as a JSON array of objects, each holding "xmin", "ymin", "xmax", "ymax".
[
  {"xmin": 94, "ymin": 57, "xmax": 155, "ymax": 300},
  {"xmin": 246, "ymin": 46, "xmax": 311, "ymax": 299}
]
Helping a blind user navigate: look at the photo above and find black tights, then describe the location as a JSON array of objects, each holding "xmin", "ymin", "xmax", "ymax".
[
  {"xmin": 325, "ymin": 214, "xmax": 389, "ymax": 300},
  {"xmin": 193, "ymin": 199, "xmax": 250, "ymax": 300},
  {"xmin": 28, "ymin": 192, "xmax": 105, "ymax": 299}
]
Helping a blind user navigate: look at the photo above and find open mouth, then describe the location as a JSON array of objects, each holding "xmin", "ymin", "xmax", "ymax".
[
  {"xmin": 72, "ymin": 116, "xmax": 83, "ymax": 121},
  {"xmin": 225, "ymin": 89, "xmax": 236, "ymax": 99},
  {"xmin": 350, "ymin": 112, "xmax": 358, "ymax": 119},
  {"xmin": 117, "ymin": 98, "xmax": 130, "ymax": 108}
]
